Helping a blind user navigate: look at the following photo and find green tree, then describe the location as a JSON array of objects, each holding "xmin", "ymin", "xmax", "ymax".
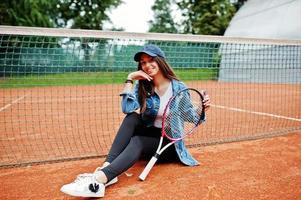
[
  {"xmin": 0, "ymin": 0, "xmax": 124, "ymax": 76},
  {"xmin": 0, "ymin": 0, "xmax": 58, "ymax": 77},
  {"xmin": 0, "ymin": 0, "xmax": 54, "ymax": 27},
  {"xmin": 149, "ymin": 0, "xmax": 178, "ymax": 33},
  {"xmin": 53, "ymin": 0, "xmax": 122, "ymax": 65},
  {"xmin": 54, "ymin": 0, "xmax": 122, "ymax": 29},
  {"xmin": 176, "ymin": 0, "xmax": 237, "ymax": 35},
  {"xmin": 0, "ymin": 0, "xmax": 123, "ymax": 30},
  {"xmin": 232, "ymin": 0, "xmax": 247, "ymax": 10}
]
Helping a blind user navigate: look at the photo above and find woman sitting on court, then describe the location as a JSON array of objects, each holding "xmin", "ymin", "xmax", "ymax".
[{"xmin": 60, "ymin": 44, "xmax": 211, "ymax": 198}]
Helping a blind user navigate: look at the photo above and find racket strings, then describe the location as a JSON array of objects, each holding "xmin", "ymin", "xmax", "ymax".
[{"xmin": 163, "ymin": 90, "xmax": 203, "ymax": 140}]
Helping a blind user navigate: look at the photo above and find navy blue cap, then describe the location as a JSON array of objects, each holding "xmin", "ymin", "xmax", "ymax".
[{"xmin": 134, "ymin": 44, "xmax": 165, "ymax": 62}]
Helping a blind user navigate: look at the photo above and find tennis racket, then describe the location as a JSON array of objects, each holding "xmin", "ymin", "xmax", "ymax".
[{"xmin": 139, "ymin": 88, "xmax": 205, "ymax": 181}]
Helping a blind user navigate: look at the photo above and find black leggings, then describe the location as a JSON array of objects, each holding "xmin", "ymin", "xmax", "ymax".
[{"xmin": 101, "ymin": 113, "xmax": 179, "ymax": 181}]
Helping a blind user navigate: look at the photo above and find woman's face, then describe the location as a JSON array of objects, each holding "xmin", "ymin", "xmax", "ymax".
[{"xmin": 140, "ymin": 54, "xmax": 160, "ymax": 77}]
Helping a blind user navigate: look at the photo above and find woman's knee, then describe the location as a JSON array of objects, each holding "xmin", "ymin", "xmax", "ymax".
[
  {"xmin": 125, "ymin": 112, "xmax": 139, "ymax": 119},
  {"xmin": 123, "ymin": 112, "xmax": 140, "ymax": 125},
  {"xmin": 130, "ymin": 136, "xmax": 143, "ymax": 147}
]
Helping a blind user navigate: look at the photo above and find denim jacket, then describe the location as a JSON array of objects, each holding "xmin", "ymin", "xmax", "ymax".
[{"xmin": 120, "ymin": 79, "xmax": 203, "ymax": 166}]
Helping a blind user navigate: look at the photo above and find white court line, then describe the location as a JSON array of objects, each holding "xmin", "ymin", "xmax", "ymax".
[
  {"xmin": 0, "ymin": 94, "xmax": 29, "ymax": 112},
  {"xmin": 212, "ymin": 104, "xmax": 301, "ymax": 122}
]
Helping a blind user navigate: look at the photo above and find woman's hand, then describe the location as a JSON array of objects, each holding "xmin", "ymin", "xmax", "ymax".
[
  {"xmin": 127, "ymin": 70, "xmax": 153, "ymax": 81},
  {"xmin": 202, "ymin": 90, "xmax": 210, "ymax": 111},
  {"xmin": 121, "ymin": 70, "xmax": 152, "ymax": 94}
]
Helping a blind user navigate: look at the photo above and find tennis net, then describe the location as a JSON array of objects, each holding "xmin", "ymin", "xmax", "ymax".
[{"xmin": 1, "ymin": 26, "xmax": 300, "ymax": 167}]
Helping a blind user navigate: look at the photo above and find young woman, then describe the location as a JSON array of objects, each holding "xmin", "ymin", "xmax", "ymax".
[{"xmin": 60, "ymin": 44, "xmax": 210, "ymax": 198}]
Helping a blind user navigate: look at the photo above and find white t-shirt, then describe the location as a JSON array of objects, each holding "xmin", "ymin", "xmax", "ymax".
[{"xmin": 154, "ymin": 82, "xmax": 173, "ymax": 128}]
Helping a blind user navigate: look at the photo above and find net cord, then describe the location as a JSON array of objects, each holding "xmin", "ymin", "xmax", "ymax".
[{"xmin": 1, "ymin": 25, "xmax": 301, "ymax": 45}]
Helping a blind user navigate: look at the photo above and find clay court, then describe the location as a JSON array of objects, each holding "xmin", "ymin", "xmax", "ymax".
[
  {"xmin": 1, "ymin": 132, "xmax": 301, "ymax": 199},
  {"xmin": 1, "ymin": 81, "xmax": 301, "ymax": 199}
]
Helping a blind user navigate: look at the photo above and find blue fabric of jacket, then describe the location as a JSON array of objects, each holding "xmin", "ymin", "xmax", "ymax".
[{"xmin": 119, "ymin": 79, "xmax": 203, "ymax": 166}]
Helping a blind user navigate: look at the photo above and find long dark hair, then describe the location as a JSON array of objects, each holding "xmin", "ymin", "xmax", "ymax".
[{"xmin": 137, "ymin": 56, "xmax": 178, "ymax": 113}]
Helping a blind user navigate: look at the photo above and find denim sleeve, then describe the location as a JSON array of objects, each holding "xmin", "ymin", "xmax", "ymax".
[
  {"xmin": 119, "ymin": 83, "xmax": 140, "ymax": 113},
  {"xmin": 174, "ymin": 141, "xmax": 199, "ymax": 166}
]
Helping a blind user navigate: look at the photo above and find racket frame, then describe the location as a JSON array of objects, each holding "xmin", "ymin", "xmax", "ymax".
[
  {"xmin": 139, "ymin": 88, "xmax": 205, "ymax": 181},
  {"xmin": 162, "ymin": 88, "xmax": 204, "ymax": 141}
]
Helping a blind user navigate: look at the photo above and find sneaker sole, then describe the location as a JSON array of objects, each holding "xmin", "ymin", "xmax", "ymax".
[
  {"xmin": 105, "ymin": 177, "xmax": 118, "ymax": 187},
  {"xmin": 60, "ymin": 187, "xmax": 104, "ymax": 198}
]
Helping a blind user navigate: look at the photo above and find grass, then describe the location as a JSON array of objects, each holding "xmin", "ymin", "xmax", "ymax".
[
  {"xmin": 176, "ymin": 68, "xmax": 218, "ymax": 81},
  {"xmin": 0, "ymin": 68, "xmax": 218, "ymax": 88}
]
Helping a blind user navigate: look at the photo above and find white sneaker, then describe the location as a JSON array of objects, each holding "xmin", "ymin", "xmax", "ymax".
[
  {"xmin": 60, "ymin": 173, "xmax": 105, "ymax": 198},
  {"xmin": 94, "ymin": 166, "xmax": 118, "ymax": 187}
]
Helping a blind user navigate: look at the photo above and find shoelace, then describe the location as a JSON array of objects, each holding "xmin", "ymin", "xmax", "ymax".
[{"xmin": 73, "ymin": 173, "xmax": 94, "ymax": 185}]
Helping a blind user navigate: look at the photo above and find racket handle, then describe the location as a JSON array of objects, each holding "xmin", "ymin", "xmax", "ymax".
[{"xmin": 139, "ymin": 156, "xmax": 158, "ymax": 181}]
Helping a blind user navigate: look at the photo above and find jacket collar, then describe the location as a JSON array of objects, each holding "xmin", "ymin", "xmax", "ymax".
[{"xmin": 171, "ymin": 79, "xmax": 182, "ymax": 93}]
